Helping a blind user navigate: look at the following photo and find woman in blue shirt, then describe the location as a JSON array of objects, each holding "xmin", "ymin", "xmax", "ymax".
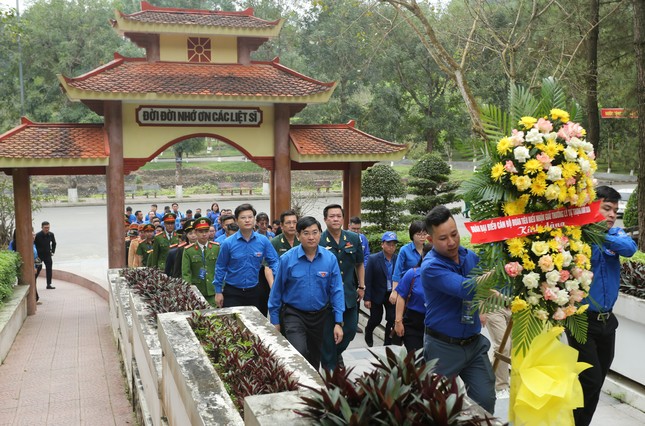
[
  {"xmin": 392, "ymin": 244, "xmax": 432, "ymax": 354},
  {"xmin": 390, "ymin": 221, "xmax": 427, "ymax": 304},
  {"xmin": 207, "ymin": 202, "xmax": 220, "ymax": 230}
]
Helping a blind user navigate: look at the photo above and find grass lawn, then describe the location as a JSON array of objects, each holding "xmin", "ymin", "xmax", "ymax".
[{"xmin": 141, "ymin": 161, "xmax": 263, "ymax": 173}]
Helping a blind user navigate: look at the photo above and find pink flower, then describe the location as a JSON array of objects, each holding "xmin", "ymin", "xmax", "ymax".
[
  {"xmin": 553, "ymin": 307, "xmax": 566, "ymax": 320},
  {"xmin": 569, "ymin": 289, "xmax": 585, "ymax": 303},
  {"xmin": 564, "ymin": 305, "xmax": 578, "ymax": 316},
  {"xmin": 542, "ymin": 284, "xmax": 557, "ymax": 301},
  {"xmin": 504, "ymin": 262, "xmax": 524, "ymax": 277},
  {"xmin": 536, "ymin": 118, "xmax": 553, "ymax": 133},
  {"xmin": 566, "ymin": 177, "xmax": 576, "ymax": 186},
  {"xmin": 559, "ymin": 270, "xmax": 570, "ymax": 282},
  {"xmin": 538, "ymin": 255, "xmax": 555, "ymax": 272},
  {"xmin": 571, "ymin": 267, "xmax": 583, "ymax": 279},
  {"xmin": 536, "ymin": 152, "xmax": 552, "ymax": 170},
  {"xmin": 504, "ymin": 160, "xmax": 518, "ymax": 173},
  {"xmin": 510, "ymin": 129, "xmax": 525, "ymax": 146}
]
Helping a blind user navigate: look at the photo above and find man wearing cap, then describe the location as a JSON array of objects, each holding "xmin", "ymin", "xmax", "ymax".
[
  {"xmin": 268, "ymin": 216, "xmax": 345, "ymax": 369},
  {"xmin": 364, "ymin": 231, "xmax": 399, "ymax": 347},
  {"xmin": 172, "ymin": 220, "xmax": 196, "ymax": 278},
  {"xmin": 147, "ymin": 213, "xmax": 179, "ymax": 270},
  {"xmin": 136, "ymin": 223, "xmax": 156, "ymax": 267},
  {"xmin": 182, "ymin": 217, "xmax": 220, "ymax": 306},
  {"xmin": 271, "ymin": 210, "xmax": 300, "ymax": 257},
  {"xmin": 319, "ymin": 204, "xmax": 365, "ymax": 370},
  {"xmin": 125, "ymin": 222, "xmax": 139, "ymax": 266}
]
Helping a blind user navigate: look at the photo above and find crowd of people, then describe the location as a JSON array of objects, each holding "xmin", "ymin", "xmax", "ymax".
[{"xmin": 121, "ymin": 185, "xmax": 637, "ymax": 423}]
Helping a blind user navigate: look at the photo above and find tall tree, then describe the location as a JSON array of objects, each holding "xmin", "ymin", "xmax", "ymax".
[{"xmin": 634, "ymin": 0, "xmax": 645, "ymax": 251}]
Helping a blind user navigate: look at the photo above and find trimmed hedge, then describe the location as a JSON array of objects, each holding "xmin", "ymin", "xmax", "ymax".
[{"xmin": 0, "ymin": 250, "xmax": 21, "ymax": 306}]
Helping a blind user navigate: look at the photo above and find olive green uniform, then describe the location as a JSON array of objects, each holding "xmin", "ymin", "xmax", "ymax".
[
  {"xmin": 147, "ymin": 231, "xmax": 179, "ymax": 270},
  {"xmin": 182, "ymin": 241, "xmax": 220, "ymax": 306},
  {"xmin": 136, "ymin": 240, "xmax": 155, "ymax": 267},
  {"xmin": 270, "ymin": 234, "xmax": 300, "ymax": 257}
]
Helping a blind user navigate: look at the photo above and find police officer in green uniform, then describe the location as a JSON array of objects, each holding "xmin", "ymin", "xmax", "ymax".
[
  {"xmin": 270, "ymin": 209, "xmax": 300, "ymax": 257},
  {"xmin": 319, "ymin": 204, "xmax": 365, "ymax": 370},
  {"xmin": 136, "ymin": 223, "xmax": 156, "ymax": 267},
  {"xmin": 182, "ymin": 217, "xmax": 220, "ymax": 306},
  {"xmin": 147, "ymin": 213, "xmax": 179, "ymax": 270}
]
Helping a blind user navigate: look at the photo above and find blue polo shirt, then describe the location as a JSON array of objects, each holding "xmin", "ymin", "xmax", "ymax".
[
  {"xmin": 268, "ymin": 245, "xmax": 345, "ymax": 325},
  {"xmin": 394, "ymin": 267, "xmax": 425, "ymax": 314},
  {"xmin": 393, "ymin": 242, "xmax": 422, "ymax": 282},
  {"xmin": 421, "ymin": 246, "xmax": 480, "ymax": 339},
  {"xmin": 584, "ymin": 227, "xmax": 637, "ymax": 312},
  {"xmin": 214, "ymin": 233, "xmax": 228, "ymax": 245},
  {"xmin": 213, "ymin": 230, "xmax": 279, "ymax": 293}
]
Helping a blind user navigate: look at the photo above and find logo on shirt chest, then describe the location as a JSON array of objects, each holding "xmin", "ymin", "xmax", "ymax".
[{"xmin": 317, "ymin": 271, "xmax": 328, "ymax": 278}]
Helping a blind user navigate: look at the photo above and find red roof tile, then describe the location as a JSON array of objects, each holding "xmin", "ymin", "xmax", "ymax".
[
  {"xmin": 62, "ymin": 56, "xmax": 334, "ymax": 99},
  {"xmin": 290, "ymin": 121, "xmax": 407, "ymax": 156},
  {"xmin": 0, "ymin": 118, "xmax": 108, "ymax": 159},
  {"xmin": 118, "ymin": 2, "xmax": 280, "ymax": 29}
]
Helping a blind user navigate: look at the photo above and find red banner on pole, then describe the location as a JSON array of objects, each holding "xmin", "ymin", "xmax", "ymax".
[
  {"xmin": 600, "ymin": 108, "xmax": 638, "ymax": 119},
  {"xmin": 465, "ymin": 202, "xmax": 603, "ymax": 244}
]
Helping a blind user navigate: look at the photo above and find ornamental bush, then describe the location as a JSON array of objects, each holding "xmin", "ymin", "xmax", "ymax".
[
  {"xmin": 407, "ymin": 153, "xmax": 461, "ymax": 217},
  {"xmin": 623, "ymin": 186, "xmax": 638, "ymax": 228},
  {"xmin": 361, "ymin": 164, "xmax": 407, "ymax": 231},
  {"xmin": 0, "ymin": 250, "xmax": 20, "ymax": 305}
]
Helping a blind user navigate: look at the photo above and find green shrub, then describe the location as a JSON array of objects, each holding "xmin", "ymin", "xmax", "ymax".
[
  {"xmin": 0, "ymin": 250, "xmax": 20, "ymax": 305},
  {"xmin": 363, "ymin": 228, "xmax": 411, "ymax": 254},
  {"xmin": 623, "ymin": 186, "xmax": 638, "ymax": 228}
]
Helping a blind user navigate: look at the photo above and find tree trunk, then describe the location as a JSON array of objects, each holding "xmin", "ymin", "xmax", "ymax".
[
  {"xmin": 586, "ymin": 0, "xmax": 601, "ymax": 155},
  {"xmin": 633, "ymin": 0, "xmax": 645, "ymax": 251}
]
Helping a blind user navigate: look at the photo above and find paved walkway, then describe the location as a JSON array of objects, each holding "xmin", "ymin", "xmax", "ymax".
[{"xmin": 0, "ymin": 278, "xmax": 134, "ymax": 426}]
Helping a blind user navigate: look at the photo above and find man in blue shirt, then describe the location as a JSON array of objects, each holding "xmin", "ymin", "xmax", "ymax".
[
  {"xmin": 320, "ymin": 204, "xmax": 365, "ymax": 370},
  {"xmin": 268, "ymin": 216, "xmax": 345, "ymax": 369},
  {"xmin": 213, "ymin": 203, "xmax": 279, "ymax": 312},
  {"xmin": 566, "ymin": 186, "xmax": 638, "ymax": 426},
  {"xmin": 364, "ymin": 231, "xmax": 399, "ymax": 347},
  {"xmin": 421, "ymin": 205, "xmax": 495, "ymax": 414},
  {"xmin": 214, "ymin": 214, "xmax": 235, "ymax": 239},
  {"xmin": 215, "ymin": 222, "xmax": 238, "ymax": 244}
]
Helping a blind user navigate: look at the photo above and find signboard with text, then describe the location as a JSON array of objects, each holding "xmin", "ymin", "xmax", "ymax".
[
  {"xmin": 600, "ymin": 108, "xmax": 638, "ymax": 119},
  {"xmin": 135, "ymin": 106, "xmax": 263, "ymax": 127}
]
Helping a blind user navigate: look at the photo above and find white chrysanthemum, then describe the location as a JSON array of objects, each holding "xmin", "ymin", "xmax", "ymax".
[
  {"xmin": 555, "ymin": 289, "xmax": 570, "ymax": 306},
  {"xmin": 525, "ymin": 128, "xmax": 543, "ymax": 144},
  {"xmin": 522, "ymin": 272, "xmax": 541, "ymax": 289},
  {"xmin": 514, "ymin": 146, "xmax": 531, "ymax": 163},
  {"xmin": 579, "ymin": 158, "xmax": 591, "ymax": 174},
  {"xmin": 565, "ymin": 279, "xmax": 580, "ymax": 291},
  {"xmin": 562, "ymin": 251, "xmax": 573, "ymax": 267},
  {"xmin": 535, "ymin": 309, "xmax": 549, "ymax": 321},
  {"xmin": 579, "ymin": 270, "xmax": 593, "ymax": 288},
  {"xmin": 547, "ymin": 166, "xmax": 562, "ymax": 181},
  {"xmin": 563, "ymin": 146, "xmax": 578, "ymax": 161},
  {"xmin": 582, "ymin": 141, "xmax": 594, "ymax": 153},
  {"xmin": 568, "ymin": 137, "xmax": 583, "ymax": 149},
  {"xmin": 546, "ymin": 270, "xmax": 560, "ymax": 286},
  {"xmin": 527, "ymin": 292, "xmax": 542, "ymax": 306}
]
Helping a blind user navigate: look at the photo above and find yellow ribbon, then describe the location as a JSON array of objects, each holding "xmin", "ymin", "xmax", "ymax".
[{"xmin": 510, "ymin": 326, "xmax": 591, "ymax": 425}]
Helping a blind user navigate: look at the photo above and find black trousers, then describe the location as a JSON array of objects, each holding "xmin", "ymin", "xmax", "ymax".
[
  {"xmin": 222, "ymin": 284, "xmax": 261, "ymax": 312},
  {"xmin": 35, "ymin": 255, "xmax": 53, "ymax": 285},
  {"xmin": 257, "ymin": 266, "xmax": 270, "ymax": 317},
  {"xmin": 402, "ymin": 309, "xmax": 425, "ymax": 354},
  {"xmin": 365, "ymin": 291, "xmax": 396, "ymax": 345},
  {"xmin": 566, "ymin": 312, "xmax": 618, "ymax": 426},
  {"xmin": 281, "ymin": 304, "xmax": 330, "ymax": 370}
]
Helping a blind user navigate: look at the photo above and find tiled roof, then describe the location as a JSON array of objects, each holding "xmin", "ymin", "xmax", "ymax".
[
  {"xmin": 118, "ymin": 2, "xmax": 280, "ymax": 29},
  {"xmin": 0, "ymin": 118, "xmax": 108, "ymax": 159},
  {"xmin": 290, "ymin": 121, "xmax": 407, "ymax": 157},
  {"xmin": 61, "ymin": 56, "xmax": 335, "ymax": 99}
]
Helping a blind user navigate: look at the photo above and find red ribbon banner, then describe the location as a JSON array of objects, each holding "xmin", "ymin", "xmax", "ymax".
[{"xmin": 465, "ymin": 201, "xmax": 603, "ymax": 244}]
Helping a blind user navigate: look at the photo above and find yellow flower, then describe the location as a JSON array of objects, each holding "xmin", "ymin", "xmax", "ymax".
[
  {"xmin": 576, "ymin": 304, "xmax": 589, "ymax": 314},
  {"xmin": 506, "ymin": 238, "xmax": 526, "ymax": 258},
  {"xmin": 497, "ymin": 137, "xmax": 513, "ymax": 155},
  {"xmin": 520, "ymin": 116, "xmax": 538, "ymax": 129},
  {"xmin": 561, "ymin": 162, "xmax": 581, "ymax": 179},
  {"xmin": 543, "ymin": 140, "xmax": 563, "ymax": 158},
  {"xmin": 531, "ymin": 241, "xmax": 550, "ymax": 256},
  {"xmin": 514, "ymin": 175, "xmax": 532, "ymax": 192},
  {"xmin": 550, "ymin": 228, "xmax": 563, "ymax": 238},
  {"xmin": 503, "ymin": 195, "xmax": 529, "ymax": 216},
  {"xmin": 530, "ymin": 175, "xmax": 547, "ymax": 196},
  {"xmin": 569, "ymin": 239, "xmax": 582, "ymax": 253},
  {"xmin": 491, "ymin": 163, "xmax": 506, "ymax": 181},
  {"xmin": 511, "ymin": 296, "xmax": 529, "ymax": 313},
  {"xmin": 523, "ymin": 159, "xmax": 543, "ymax": 175},
  {"xmin": 553, "ymin": 252, "xmax": 564, "ymax": 270},
  {"xmin": 522, "ymin": 256, "xmax": 536, "ymax": 271},
  {"xmin": 565, "ymin": 227, "xmax": 582, "ymax": 241},
  {"xmin": 550, "ymin": 108, "xmax": 570, "ymax": 123},
  {"xmin": 545, "ymin": 184, "xmax": 560, "ymax": 201},
  {"xmin": 582, "ymin": 243, "xmax": 592, "ymax": 258}
]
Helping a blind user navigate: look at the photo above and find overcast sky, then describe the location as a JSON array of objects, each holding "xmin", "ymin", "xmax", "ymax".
[{"xmin": 1, "ymin": 0, "xmax": 28, "ymax": 14}]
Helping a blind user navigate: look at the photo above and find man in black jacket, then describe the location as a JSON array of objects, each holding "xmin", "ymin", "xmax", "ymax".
[{"xmin": 34, "ymin": 221, "xmax": 57, "ymax": 289}]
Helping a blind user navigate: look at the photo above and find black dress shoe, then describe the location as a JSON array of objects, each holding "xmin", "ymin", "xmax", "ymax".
[
  {"xmin": 356, "ymin": 327, "xmax": 364, "ymax": 333},
  {"xmin": 365, "ymin": 335, "xmax": 374, "ymax": 347},
  {"xmin": 46, "ymin": 285, "xmax": 56, "ymax": 289}
]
